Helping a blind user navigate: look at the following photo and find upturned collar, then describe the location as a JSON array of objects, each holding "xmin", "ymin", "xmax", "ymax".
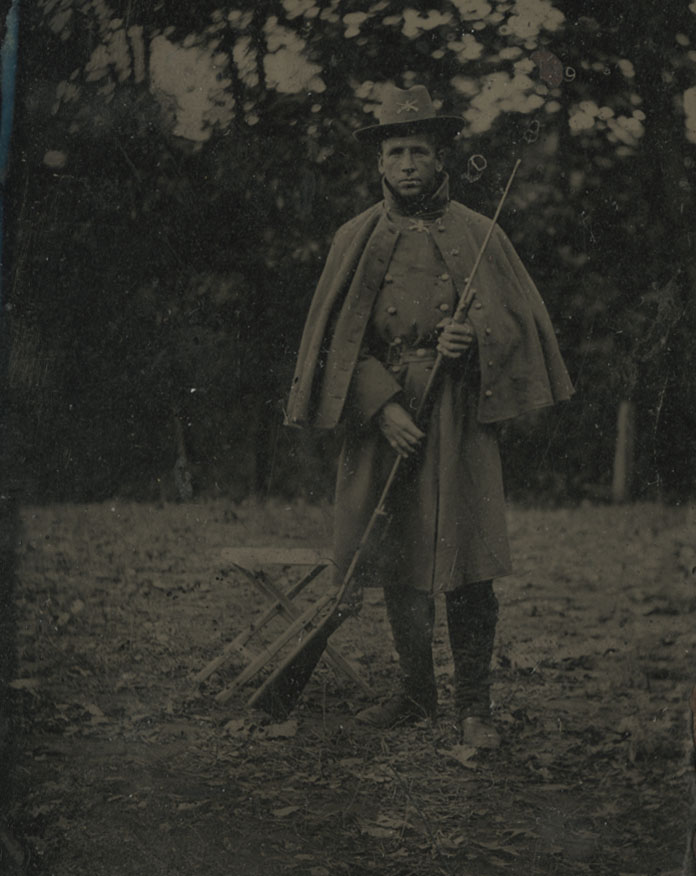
[{"xmin": 382, "ymin": 173, "xmax": 450, "ymax": 218}]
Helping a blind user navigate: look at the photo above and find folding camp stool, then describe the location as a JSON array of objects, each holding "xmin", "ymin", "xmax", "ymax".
[{"xmin": 194, "ymin": 546, "xmax": 372, "ymax": 706}]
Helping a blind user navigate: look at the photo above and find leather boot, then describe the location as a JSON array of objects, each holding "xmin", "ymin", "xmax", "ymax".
[
  {"xmin": 357, "ymin": 585, "xmax": 437, "ymax": 728},
  {"xmin": 446, "ymin": 581, "xmax": 500, "ymax": 746}
]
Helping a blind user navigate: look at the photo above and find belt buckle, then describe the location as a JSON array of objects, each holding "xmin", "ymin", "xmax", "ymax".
[{"xmin": 385, "ymin": 338, "xmax": 403, "ymax": 366}]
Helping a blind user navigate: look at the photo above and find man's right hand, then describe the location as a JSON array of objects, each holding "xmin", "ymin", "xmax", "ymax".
[{"xmin": 377, "ymin": 402, "xmax": 425, "ymax": 457}]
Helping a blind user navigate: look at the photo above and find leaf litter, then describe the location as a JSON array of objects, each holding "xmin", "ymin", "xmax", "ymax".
[{"xmin": 8, "ymin": 499, "xmax": 696, "ymax": 875}]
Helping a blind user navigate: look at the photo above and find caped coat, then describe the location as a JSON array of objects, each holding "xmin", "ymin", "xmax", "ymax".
[{"xmin": 286, "ymin": 185, "xmax": 574, "ymax": 593}]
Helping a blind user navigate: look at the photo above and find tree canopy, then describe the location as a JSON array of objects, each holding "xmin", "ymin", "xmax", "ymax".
[{"xmin": 6, "ymin": 0, "xmax": 696, "ymax": 501}]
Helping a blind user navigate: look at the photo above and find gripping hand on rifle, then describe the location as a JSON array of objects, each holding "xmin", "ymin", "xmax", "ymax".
[
  {"xmin": 437, "ymin": 318, "xmax": 476, "ymax": 359},
  {"xmin": 377, "ymin": 402, "xmax": 425, "ymax": 458}
]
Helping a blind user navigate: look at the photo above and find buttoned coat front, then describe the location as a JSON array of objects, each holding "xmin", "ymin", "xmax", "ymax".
[{"xmin": 286, "ymin": 188, "xmax": 574, "ymax": 592}]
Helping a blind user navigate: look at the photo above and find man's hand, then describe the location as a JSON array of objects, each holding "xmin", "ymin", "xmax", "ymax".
[
  {"xmin": 377, "ymin": 402, "xmax": 425, "ymax": 457},
  {"xmin": 437, "ymin": 318, "xmax": 476, "ymax": 359}
]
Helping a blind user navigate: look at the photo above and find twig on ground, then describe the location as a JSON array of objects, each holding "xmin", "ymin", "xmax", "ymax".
[{"xmin": 387, "ymin": 763, "xmax": 456, "ymax": 876}]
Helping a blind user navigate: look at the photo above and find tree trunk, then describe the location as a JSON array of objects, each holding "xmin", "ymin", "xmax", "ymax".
[
  {"xmin": 612, "ymin": 400, "xmax": 635, "ymax": 503},
  {"xmin": 173, "ymin": 414, "xmax": 193, "ymax": 501}
]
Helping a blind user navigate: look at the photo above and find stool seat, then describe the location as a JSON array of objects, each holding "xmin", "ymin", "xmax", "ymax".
[{"xmin": 220, "ymin": 546, "xmax": 333, "ymax": 568}]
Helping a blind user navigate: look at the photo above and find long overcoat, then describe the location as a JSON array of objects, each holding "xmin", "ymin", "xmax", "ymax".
[{"xmin": 286, "ymin": 182, "xmax": 574, "ymax": 593}]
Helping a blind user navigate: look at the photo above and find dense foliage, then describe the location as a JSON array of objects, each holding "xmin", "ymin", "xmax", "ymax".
[{"xmin": 4, "ymin": 0, "xmax": 695, "ymax": 502}]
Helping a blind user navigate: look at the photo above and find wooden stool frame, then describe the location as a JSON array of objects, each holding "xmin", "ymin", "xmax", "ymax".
[{"xmin": 194, "ymin": 547, "xmax": 371, "ymax": 706}]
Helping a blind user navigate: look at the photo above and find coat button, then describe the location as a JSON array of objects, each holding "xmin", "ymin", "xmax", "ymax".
[
  {"xmin": 474, "ymin": 301, "xmax": 483, "ymax": 309},
  {"xmin": 393, "ymin": 336, "xmax": 402, "ymax": 344},
  {"xmin": 485, "ymin": 327, "xmax": 492, "ymax": 335},
  {"xmin": 484, "ymin": 389, "xmax": 493, "ymax": 398},
  {"xmin": 416, "ymin": 348, "xmax": 427, "ymax": 357},
  {"xmin": 487, "ymin": 360, "xmax": 494, "ymax": 367},
  {"xmin": 439, "ymin": 273, "xmax": 450, "ymax": 281},
  {"xmin": 450, "ymin": 248, "xmax": 460, "ymax": 256},
  {"xmin": 438, "ymin": 302, "xmax": 450, "ymax": 312},
  {"xmin": 390, "ymin": 365, "xmax": 401, "ymax": 373},
  {"xmin": 384, "ymin": 273, "xmax": 394, "ymax": 283},
  {"xmin": 386, "ymin": 305, "xmax": 397, "ymax": 315}
]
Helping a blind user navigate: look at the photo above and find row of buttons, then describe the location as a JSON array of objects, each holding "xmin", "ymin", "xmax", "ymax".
[
  {"xmin": 383, "ymin": 271, "xmax": 451, "ymax": 284},
  {"xmin": 385, "ymin": 302, "xmax": 451, "ymax": 315},
  {"xmin": 370, "ymin": 229, "xmax": 497, "ymax": 394},
  {"xmin": 384, "ymin": 301, "xmax": 485, "ymax": 317}
]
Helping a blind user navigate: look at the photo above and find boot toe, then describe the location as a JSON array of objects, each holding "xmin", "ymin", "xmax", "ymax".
[{"xmin": 357, "ymin": 694, "xmax": 436, "ymax": 729}]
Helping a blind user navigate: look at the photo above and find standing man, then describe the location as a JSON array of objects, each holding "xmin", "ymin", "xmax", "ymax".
[{"xmin": 286, "ymin": 85, "xmax": 573, "ymax": 744}]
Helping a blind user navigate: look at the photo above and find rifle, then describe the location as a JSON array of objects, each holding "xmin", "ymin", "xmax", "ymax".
[{"xmin": 249, "ymin": 160, "xmax": 521, "ymax": 719}]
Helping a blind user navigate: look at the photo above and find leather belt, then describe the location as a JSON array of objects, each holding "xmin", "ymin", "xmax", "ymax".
[{"xmin": 383, "ymin": 342, "xmax": 437, "ymax": 368}]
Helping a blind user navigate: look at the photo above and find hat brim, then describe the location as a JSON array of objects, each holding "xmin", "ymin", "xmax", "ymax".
[{"xmin": 353, "ymin": 116, "xmax": 464, "ymax": 145}]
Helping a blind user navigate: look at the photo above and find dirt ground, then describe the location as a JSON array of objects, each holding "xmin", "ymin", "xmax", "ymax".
[{"xmin": 3, "ymin": 498, "xmax": 696, "ymax": 875}]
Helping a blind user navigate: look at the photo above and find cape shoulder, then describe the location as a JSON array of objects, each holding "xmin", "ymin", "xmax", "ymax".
[
  {"xmin": 332, "ymin": 202, "xmax": 384, "ymax": 244},
  {"xmin": 284, "ymin": 201, "xmax": 384, "ymax": 428},
  {"xmin": 286, "ymin": 194, "xmax": 574, "ymax": 429},
  {"xmin": 447, "ymin": 199, "xmax": 510, "ymax": 240},
  {"xmin": 334, "ymin": 198, "xmax": 492, "ymax": 242}
]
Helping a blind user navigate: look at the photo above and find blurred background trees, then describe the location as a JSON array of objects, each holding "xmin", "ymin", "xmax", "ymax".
[{"xmin": 4, "ymin": 0, "xmax": 695, "ymax": 504}]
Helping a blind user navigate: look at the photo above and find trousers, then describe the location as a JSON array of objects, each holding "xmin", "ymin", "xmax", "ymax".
[{"xmin": 383, "ymin": 579, "xmax": 498, "ymax": 717}]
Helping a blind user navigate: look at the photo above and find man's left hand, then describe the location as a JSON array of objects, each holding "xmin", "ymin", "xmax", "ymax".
[{"xmin": 437, "ymin": 318, "xmax": 476, "ymax": 359}]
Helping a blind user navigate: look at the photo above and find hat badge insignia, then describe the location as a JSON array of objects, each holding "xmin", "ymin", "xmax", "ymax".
[{"xmin": 396, "ymin": 99, "xmax": 419, "ymax": 114}]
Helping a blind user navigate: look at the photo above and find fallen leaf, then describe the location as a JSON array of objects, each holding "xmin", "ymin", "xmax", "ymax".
[
  {"xmin": 177, "ymin": 802, "xmax": 207, "ymax": 812},
  {"xmin": 361, "ymin": 825, "xmax": 397, "ymax": 839},
  {"xmin": 503, "ymin": 828, "xmax": 536, "ymax": 841},
  {"xmin": 438, "ymin": 835, "xmax": 464, "ymax": 852},
  {"xmin": 272, "ymin": 805, "xmax": 299, "ymax": 818},
  {"xmin": 223, "ymin": 718, "xmax": 249, "ymax": 737},
  {"xmin": 358, "ymin": 768, "xmax": 391, "ymax": 783},
  {"xmin": 338, "ymin": 757, "xmax": 362, "ymax": 769},
  {"xmin": 375, "ymin": 814, "xmax": 407, "ymax": 830},
  {"xmin": 387, "ymin": 848, "xmax": 410, "ymax": 859},
  {"xmin": 8, "ymin": 678, "xmax": 40, "ymax": 691},
  {"xmin": 439, "ymin": 745, "xmax": 477, "ymax": 767},
  {"xmin": 474, "ymin": 839, "xmax": 521, "ymax": 856},
  {"xmin": 260, "ymin": 719, "xmax": 298, "ymax": 739}
]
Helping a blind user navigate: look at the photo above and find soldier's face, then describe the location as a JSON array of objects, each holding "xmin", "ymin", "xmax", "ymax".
[{"xmin": 378, "ymin": 135, "xmax": 443, "ymax": 200}]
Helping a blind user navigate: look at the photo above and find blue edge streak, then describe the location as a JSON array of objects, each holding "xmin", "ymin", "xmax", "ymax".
[{"xmin": 0, "ymin": 0, "xmax": 20, "ymax": 310}]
